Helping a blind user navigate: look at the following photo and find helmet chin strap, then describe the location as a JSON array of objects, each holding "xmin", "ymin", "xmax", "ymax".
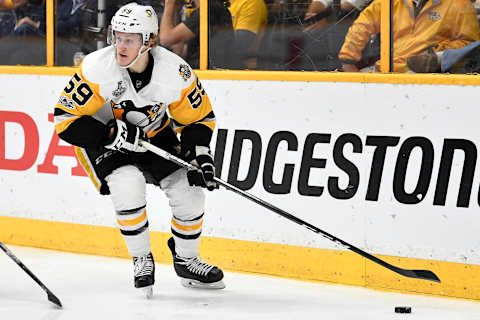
[{"xmin": 119, "ymin": 45, "xmax": 152, "ymax": 69}]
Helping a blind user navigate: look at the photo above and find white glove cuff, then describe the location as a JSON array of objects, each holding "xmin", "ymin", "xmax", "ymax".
[
  {"xmin": 195, "ymin": 146, "xmax": 211, "ymax": 156},
  {"xmin": 105, "ymin": 119, "xmax": 127, "ymax": 151}
]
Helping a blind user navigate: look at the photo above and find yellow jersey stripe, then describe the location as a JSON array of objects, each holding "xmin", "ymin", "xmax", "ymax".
[
  {"xmin": 54, "ymin": 115, "xmax": 80, "ymax": 134},
  {"xmin": 74, "ymin": 147, "xmax": 101, "ymax": 191}
]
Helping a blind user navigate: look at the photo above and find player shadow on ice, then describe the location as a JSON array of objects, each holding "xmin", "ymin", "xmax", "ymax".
[{"xmin": 147, "ymin": 287, "xmax": 324, "ymax": 316}]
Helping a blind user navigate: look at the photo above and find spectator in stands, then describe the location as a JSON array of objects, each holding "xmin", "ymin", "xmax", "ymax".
[
  {"xmin": 304, "ymin": 0, "xmax": 370, "ymax": 31},
  {"xmin": 229, "ymin": 0, "xmax": 268, "ymax": 68},
  {"xmin": 0, "ymin": 0, "xmax": 26, "ymax": 37},
  {"xmin": 56, "ymin": 0, "xmax": 97, "ymax": 38},
  {"xmin": 158, "ymin": 0, "xmax": 191, "ymax": 57},
  {"xmin": 11, "ymin": 0, "xmax": 45, "ymax": 37},
  {"xmin": 339, "ymin": 0, "xmax": 480, "ymax": 73},
  {"xmin": 159, "ymin": 0, "xmax": 236, "ymax": 69}
]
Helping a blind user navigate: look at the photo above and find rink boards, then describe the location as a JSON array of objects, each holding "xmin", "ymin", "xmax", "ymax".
[{"xmin": 1, "ymin": 73, "xmax": 479, "ymax": 300}]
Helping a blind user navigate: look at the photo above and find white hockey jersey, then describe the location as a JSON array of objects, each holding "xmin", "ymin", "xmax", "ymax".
[{"xmin": 54, "ymin": 45, "xmax": 215, "ymax": 148}]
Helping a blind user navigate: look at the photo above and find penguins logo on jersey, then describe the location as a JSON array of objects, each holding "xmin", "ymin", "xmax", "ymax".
[
  {"xmin": 179, "ymin": 64, "xmax": 191, "ymax": 82},
  {"xmin": 112, "ymin": 100, "xmax": 164, "ymax": 128}
]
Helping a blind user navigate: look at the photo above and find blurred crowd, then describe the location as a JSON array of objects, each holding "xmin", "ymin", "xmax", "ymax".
[{"xmin": 1, "ymin": 0, "xmax": 480, "ymax": 73}]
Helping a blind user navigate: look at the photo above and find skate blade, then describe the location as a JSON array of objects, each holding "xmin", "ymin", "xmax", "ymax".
[
  {"xmin": 180, "ymin": 278, "xmax": 225, "ymax": 289},
  {"xmin": 140, "ymin": 285, "xmax": 153, "ymax": 299}
]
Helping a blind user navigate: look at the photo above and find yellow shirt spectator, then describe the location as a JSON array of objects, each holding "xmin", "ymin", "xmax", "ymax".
[
  {"xmin": 339, "ymin": 0, "xmax": 480, "ymax": 72},
  {"xmin": 228, "ymin": 0, "xmax": 268, "ymax": 68},
  {"xmin": 229, "ymin": 0, "xmax": 268, "ymax": 35}
]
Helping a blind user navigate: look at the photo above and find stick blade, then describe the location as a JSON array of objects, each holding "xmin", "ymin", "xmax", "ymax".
[
  {"xmin": 47, "ymin": 292, "xmax": 63, "ymax": 308},
  {"xmin": 404, "ymin": 269, "xmax": 441, "ymax": 283}
]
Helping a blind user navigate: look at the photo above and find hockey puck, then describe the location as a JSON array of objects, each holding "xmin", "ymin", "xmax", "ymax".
[{"xmin": 395, "ymin": 306, "xmax": 412, "ymax": 313}]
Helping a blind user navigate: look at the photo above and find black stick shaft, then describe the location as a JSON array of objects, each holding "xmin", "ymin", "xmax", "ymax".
[
  {"xmin": 140, "ymin": 141, "xmax": 440, "ymax": 283},
  {"xmin": 0, "ymin": 242, "xmax": 63, "ymax": 307}
]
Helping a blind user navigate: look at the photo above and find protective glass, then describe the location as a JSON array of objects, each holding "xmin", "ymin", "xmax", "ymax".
[{"xmin": 0, "ymin": 1, "xmax": 46, "ymax": 65}]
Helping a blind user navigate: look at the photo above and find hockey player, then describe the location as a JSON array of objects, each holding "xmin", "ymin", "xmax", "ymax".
[{"xmin": 53, "ymin": 2, "xmax": 224, "ymax": 297}]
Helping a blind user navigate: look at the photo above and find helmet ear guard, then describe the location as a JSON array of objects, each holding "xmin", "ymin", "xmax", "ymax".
[{"xmin": 106, "ymin": 25, "xmax": 114, "ymax": 46}]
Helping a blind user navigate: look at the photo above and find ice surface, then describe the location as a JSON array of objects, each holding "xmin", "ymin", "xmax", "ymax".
[{"xmin": 0, "ymin": 245, "xmax": 478, "ymax": 320}]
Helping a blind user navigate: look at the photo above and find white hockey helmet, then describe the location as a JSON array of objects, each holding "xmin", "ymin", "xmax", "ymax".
[{"xmin": 110, "ymin": 2, "xmax": 158, "ymax": 46}]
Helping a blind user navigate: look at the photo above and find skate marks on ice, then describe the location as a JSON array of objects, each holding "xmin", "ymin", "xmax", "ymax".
[{"xmin": 0, "ymin": 246, "xmax": 479, "ymax": 320}]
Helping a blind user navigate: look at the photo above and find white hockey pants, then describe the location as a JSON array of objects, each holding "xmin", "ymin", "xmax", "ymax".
[{"xmin": 105, "ymin": 165, "xmax": 205, "ymax": 258}]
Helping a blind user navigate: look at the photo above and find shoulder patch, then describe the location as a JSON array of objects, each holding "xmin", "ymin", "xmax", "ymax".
[{"xmin": 179, "ymin": 64, "xmax": 192, "ymax": 82}]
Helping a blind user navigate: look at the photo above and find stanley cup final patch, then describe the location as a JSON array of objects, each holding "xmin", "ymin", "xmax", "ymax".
[
  {"xmin": 112, "ymin": 80, "xmax": 127, "ymax": 98},
  {"xmin": 179, "ymin": 64, "xmax": 192, "ymax": 82}
]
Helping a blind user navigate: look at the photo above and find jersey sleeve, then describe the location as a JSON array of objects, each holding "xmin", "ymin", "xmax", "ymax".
[
  {"xmin": 338, "ymin": 0, "xmax": 380, "ymax": 64},
  {"xmin": 54, "ymin": 66, "xmax": 108, "ymax": 148},
  {"xmin": 168, "ymin": 71, "xmax": 216, "ymax": 149},
  {"xmin": 436, "ymin": 0, "xmax": 480, "ymax": 51}
]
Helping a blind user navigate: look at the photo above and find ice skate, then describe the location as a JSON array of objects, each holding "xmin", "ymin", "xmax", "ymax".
[
  {"xmin": 133, "ymin": 252, "xmax": 155, "ymax": 298},
  {"xmin": 167, "ymin": 237, "xmax": 225, "ymax": 289}
]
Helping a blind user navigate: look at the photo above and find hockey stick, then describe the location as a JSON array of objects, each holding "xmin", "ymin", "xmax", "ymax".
[
  {"xmin": 0, "ymin": 242, "xmax": 63, "ymax": 308},
  {"xmin": 139, "ymin": 140, "xmax": 440, "ymax": 283}
]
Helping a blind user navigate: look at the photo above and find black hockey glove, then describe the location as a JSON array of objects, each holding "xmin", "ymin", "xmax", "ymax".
[
  {"xmin": 104, "ymin": 119, "xmax": 147, "ymax": 153},
  {"xmin": 184, "ymin": 146, "xmax": 218, "ymax": 191}
]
